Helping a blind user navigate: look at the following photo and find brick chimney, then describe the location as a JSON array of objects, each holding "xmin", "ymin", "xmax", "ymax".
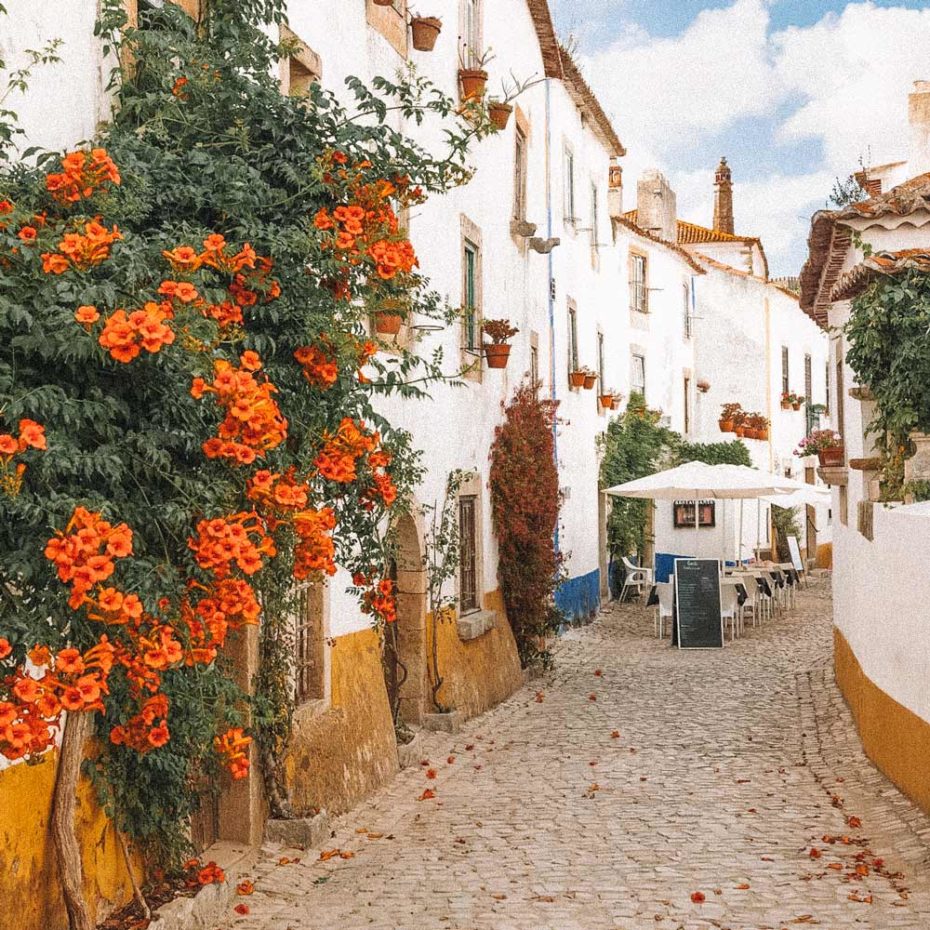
[
  {"xmin": 636, "ymin": 169, "xmax": 677, "ymax": 242},
  {"xmin": 607, "ymin": 157, "xmax": 623, "ymax": 221},
  {"xmin": 713, "ymin": 156, "xmax": 734, "ymax": 234},
  {"xmin": 909, "ymin": 81, "xmax": 930, "ymax": 177}
]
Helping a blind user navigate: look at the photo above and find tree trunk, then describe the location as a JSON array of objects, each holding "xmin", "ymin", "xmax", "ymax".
[{"xmin": 51, "ymin": 712, "xmax": 94, "ymax": 930}]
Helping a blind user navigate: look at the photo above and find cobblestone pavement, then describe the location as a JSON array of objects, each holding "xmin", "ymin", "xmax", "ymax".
[{"xmin": 218, "ymin": 578, "xmax": 930, "ymax": 929}]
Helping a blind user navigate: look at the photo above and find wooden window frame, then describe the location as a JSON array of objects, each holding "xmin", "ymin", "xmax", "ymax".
[
  {"xmin": 683, "ymin": 374, "xmax": 692, "ymax": 435},
  {"xmin": 781, "ymin": 345, "xmax": 790, "ymax": 395},
  {"xmin": 629, "ymin": 250, "xmax": 648, "ymax": 314},
  {"xmin": 513, "ymin": 124, "xmax": 528, "ymax": 222},
  {"xmin": 567, "ymin": 302, "xmax": 579, "ymax": 384},
  {"xmin": 683, "ymin": 280, "xmax": 693, "ymax": 338},
  {"xmin": 563, "ymin": 144, "xmax": 576, "ymax": 228},
  {"xmin": 456, "ymin": 472, "xmax": 483, "ymax": 615},
  {"xmin": 459, "ymin": 215, "xmax": 483, "ymax": 380},
  {"xmin": 631, "ymin": 352, "xmax": 646, "ymax": 399},
  {"xmin": 460, "ymin": 0, "xmax": 484, "ymax": 70}
]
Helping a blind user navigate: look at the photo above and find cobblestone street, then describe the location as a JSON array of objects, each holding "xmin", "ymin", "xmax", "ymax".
[{"xmin": 219, "ymin": 579, "xmax": 930, "ymax": 930}]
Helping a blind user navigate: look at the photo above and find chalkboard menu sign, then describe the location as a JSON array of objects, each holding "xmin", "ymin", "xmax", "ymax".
[{"xmin": 674, "ymin": 558, "xmax": 724, "ymax": 649}]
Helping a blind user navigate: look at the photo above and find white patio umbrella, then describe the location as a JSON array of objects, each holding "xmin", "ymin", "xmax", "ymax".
[{"xmin": 605, "ymin": 461, "xmax": 801, "ymax": 564}]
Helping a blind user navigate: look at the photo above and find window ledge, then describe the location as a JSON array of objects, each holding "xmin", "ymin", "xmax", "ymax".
[{"xmin": 457, "ymin": 608, "xmax": 496, "ymax": 641}]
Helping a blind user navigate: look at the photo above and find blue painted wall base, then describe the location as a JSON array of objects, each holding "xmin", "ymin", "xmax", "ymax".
[{"xmin": 555, "ymin": 568, "xmax": 600, "ymax": 625}]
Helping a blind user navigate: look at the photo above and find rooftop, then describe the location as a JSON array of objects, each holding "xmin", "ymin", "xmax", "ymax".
[
  {"xmin": 799, "ymin": 172, "xmax": 930, "ymax": 325},
  {"xmin": 831, "ymin": 249, "xmax": 930, "ymax": 303}
]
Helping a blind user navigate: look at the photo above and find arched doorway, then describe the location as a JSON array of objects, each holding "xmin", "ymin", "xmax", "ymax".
[{"xmin": 382, "ymin": 512, "xmax": 427, "ymax": 729}]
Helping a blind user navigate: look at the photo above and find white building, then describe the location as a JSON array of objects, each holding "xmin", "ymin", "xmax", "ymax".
[
  {"xmin": 623, "ymin": 161, "xmax": 830, "ymax": 577},
  {"xmin": 800, "ymin": 79, "xmax": 930, "ymax": 817}
]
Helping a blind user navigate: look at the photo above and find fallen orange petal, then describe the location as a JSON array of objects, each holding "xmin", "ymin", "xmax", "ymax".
[
  {"xmin": 610, "ymin": 730, "xmax": 620, "ymax": 739},
  {"xmin": 234, "ymin": 904, "xmax": 250, "ymax": 915},
  {"xmin": 690, "ymin": 891, "xmax": 705, "ymax": 904},
  {"xmin": 236, "ymin": 880, "xmax": 254, "ymax": 895},
  {"xmin": 426, "ymin": 768, "xmax": 437, "ymax": 779},
  {"xmin": 418, "ymin": 788, "xmax": 436, "ymax": 801}
]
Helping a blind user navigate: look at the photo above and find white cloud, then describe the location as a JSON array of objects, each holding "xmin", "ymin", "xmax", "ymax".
[
  {"xmin": 572, "ymin": 1, "xmax": 930, "ymax": 274},
  {"xmin": 582, "ymin": 0, "xmax": 779, "ymax": 153}
]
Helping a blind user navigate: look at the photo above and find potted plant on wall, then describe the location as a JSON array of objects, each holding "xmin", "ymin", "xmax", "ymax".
[
  {"xmin": 719, "ymin": 402, "xmax": 741, "ymax": 433},
  {"xmin": 796, "ymin": 428, "xmax": 844, "ymax": 466},
  {"xmin": 569, "ymin": 367, "xmax": 587, "ymax": 388},
  {"xmin": 599, "ymin": 387, "xmax": 618, "ymax": 409},
  {"xmin": 459, "ymin": 47, "xmax": 493, "ymax": 101},
  {"xmin": 486, "ymin": 97, "xmax": 513, "ymax": 131},
  {"xmin": 372, "ymin": 297, "xmax": 406, "ymax": 335},
  {"xmin": 410, "ymin": 14, "xmax": 442, "ymax": 51},
  {"xmin": 750, "ymin": 413, "xmax": 770, "ymax": 441},
  {"xmin": 482, "ymin": 318, "xmax": 518, "ymax": 368},
  {"xmin": 582, "ymin": 367, "xmax": 598, "ymax": 390},
  {"xmin": 696, "ymin": 378, "xmax": 710, "ymax": 394}
]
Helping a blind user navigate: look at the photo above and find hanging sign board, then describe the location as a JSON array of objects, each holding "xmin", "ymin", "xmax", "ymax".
[
  {"xmin": 787, "ymin": 536, "xmax": 804, "ymax": 573},
  {"xmin": 674, "ymin": 558, "xmax": 724, "ymax": 649}
]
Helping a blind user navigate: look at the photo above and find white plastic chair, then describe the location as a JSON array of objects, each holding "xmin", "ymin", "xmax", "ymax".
[
  {"xmin": 721, "ymin": 585, "xmax": 741, "ymax": 642},
  {"xmin": 654, "ymin": 582, "xmax": 674, "ymax": 639},
  {"xmin": 620, "ymin": 556, "xmax": 654, "ymax": 602}
]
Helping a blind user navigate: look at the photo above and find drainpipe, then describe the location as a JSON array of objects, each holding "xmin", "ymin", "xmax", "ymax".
[{"xmin": 545, "ymin": 76, "xmax": 560, "ymax": 555}]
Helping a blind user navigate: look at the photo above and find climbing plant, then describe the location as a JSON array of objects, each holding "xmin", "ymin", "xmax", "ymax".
[
  {"xmin": 597, "ymin": 393, "xmax": 678, "ymax": 567},
  {"xmin": 0, "ymin": 1, "xmax": 490, "ymax": 925},
  {"xmin": 489, "ymin": 382, "xmax": 562, "ymax": 668},
  {"xmin": 845, "ymin": 268, "xmax": 930, "ymax": 494},
  {"xmin": 674, "ymin": 438, "xmax": 751, "ymax": 468}
]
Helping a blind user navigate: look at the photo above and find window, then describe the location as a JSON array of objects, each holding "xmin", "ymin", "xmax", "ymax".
[
  {"xmin": 296, "ymin": 579, "xmax": 326, "ymax": 702},
  {"xmin": 630, "ymin": 252, "xmax": 648, "ymax": 313},
  {"xmin": 825, "ymin": 361, "xmax": 830, "ymax": 414},
  {"xmin": 683, "ymin": 376, "xmax": 692, "ymax": 434},
  {"xmin": 590, "ymin": 182, "xmax": 599, "ymax": 250},
  {"xmin": 597, "ymin": 332, "xmax": 605, "ymax": 394},
  {"xmin": 781, "ymin": 346, "xmax": 790, "ymax": 395},
  {"xmin": 563, "ymin": 146, "xmax": 576, "ymax": 225},
  {"xmin": 530, "ymin": 329, "xmax": 540, "ymax": 389},
  {"xmin": 683, "ymin": 280, "xmax": 692, "ymax": 338},
  {"xmin": 568, "ymin": 306, "xmax": 579, "ymax": 377},
  {"xmin": 462, "ymin": 0, "xmax": 482, "ymax": 68},
  {"xmin": 513, "ymin": 127, "xmax": 527, "ymax": 221},
  {"xmin": 280, "ymin": 25, "xmax": 322, "ymax": 97},
  {"xmin": 458, "ymin": 495, "xmax": 478, "ymax": 613},
  {"xmin": 462, "ymin": 240, "xmax": 479, "ymax": 350},
  {"xmin": 804, "ymin": 353, "xmax": 813, "ymax": 401},
  {"xmin": 631, "ymin": 353, "xmax": 646, "ymax": 398},
  {"xmin": 835, "ymin": 355, "xmax": 845, "ymax": 439}
]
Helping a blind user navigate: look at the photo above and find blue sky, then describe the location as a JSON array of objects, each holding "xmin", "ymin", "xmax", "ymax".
[{"xmin": 548, "ymin": 1, "xmax": 930, "ymax": 274}]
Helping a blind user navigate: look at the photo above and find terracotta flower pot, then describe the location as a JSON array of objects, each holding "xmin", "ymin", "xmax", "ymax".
[
  {"xmin": 459, "ymin": 68, "xmax": 488, "ymax": 101},
  {"xmin": 818, "ymin": 446, "xmax": 845, "ymax": 467},
  {"xmin": 484, "ymin": 343, "xmax": 511, "ymax": 369},
  {"xmin": 411, "ymin": 16, "xmax": 442, "ymax": 51},
  {"xmin": 718, "ymin": 419, "xmax": 734, "ymax": 433},
  {"xmin": 734, "ymin": 425, "xmax": 746, "ymax": 437},
  {"xmin": 745, "ymin": 428, "xmax": 759, "ymax": 440},
  {"xmin": 599, "ymin": 394, "xmax": 614, "ymax": 409},
  {"xmin": 583, "ymin": 374, "xmax": 598, "ymax": 390},
  {"xmin": 374, "ymin": 311, "xmax": 403, "ymax": 335},
  {"xmin": 781, "ymin": 400, "xmax": 792, "ymax": 410},
  {"xmin": 488, "ymin": 101, "xmax": 513, "ymax": 131},
  {"xmin": 759, "ymin": 428, "xmax": 770, "ymax": 441},
  {"xmin": 792, "ymin": 401, "xmax": 801, "ymax": 410},
  {"xmin": 372, "ymin": 0, "xmax": 393, "ymax": 5},
  {"xmin": 569, "ymin": 370, "xmax": 586, "ymax": 388},
  {"xmin": 611, "ymin": 397, "xmax": 623, "ymax": 410}
]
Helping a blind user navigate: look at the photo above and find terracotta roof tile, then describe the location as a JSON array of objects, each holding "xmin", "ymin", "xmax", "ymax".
[
  {"xmin": 831, "ymin": 249, "xmax": 930, "ymax": 302},
  {"xmin": 525, "ymin": 0, "xmax": 563, "ymax": 79},
  {"xmin": 622, "ymin": 212, "xmax": 758, "ymax": 245},
  {"xmin": 799, "ymin": 173, "xmax": 930, "ymax": 325},
  {"xmin": 612, "ymin": 217, "xmax": 705, "ymax": 274},
  {"xmin": 559, "ymin": 47, "xmax": 625, "ymax": 156}
]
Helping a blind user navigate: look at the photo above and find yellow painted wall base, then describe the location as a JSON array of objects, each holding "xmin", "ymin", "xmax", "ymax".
[
  {"xmin": 285, "ymin": 627, "xmax": 399, "ymax": 817},
  {"xmin": 834, "ymin": 627, "xmax": 930, "ymax": 816},
  {"xmin": 816, "ymin": 542, "xmax": 833, "ymax": 569},
  {"xmin": 430, "ymin": 589, "xmax": 524, "ymax": 721},
  {"xmin": 0, "ymin": 753, "xmax": 135, "ymax": 930}
]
